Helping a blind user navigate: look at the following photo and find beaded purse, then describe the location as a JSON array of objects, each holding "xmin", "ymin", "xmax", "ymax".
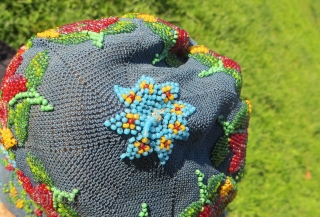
[{"xmin": 0, "ymin": 13, "xmax": 251, "ymax": 217}]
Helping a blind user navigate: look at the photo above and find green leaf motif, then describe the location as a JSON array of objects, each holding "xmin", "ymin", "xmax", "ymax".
[
  {"xmin": 14, "ymin": 99, "xmax": 31, "ymax": 146},
  {"xmin": 25, "ymin": 50, "xmax": 50, "ymax": 90},
  {"xmin": 26, "ymin": 152, "xmax": 54, "ymax": 187}
]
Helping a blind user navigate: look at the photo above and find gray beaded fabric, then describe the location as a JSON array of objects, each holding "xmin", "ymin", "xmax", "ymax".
[{"xmin": 0, "ymin": 13, "xmax": 251, "ymax": 217}]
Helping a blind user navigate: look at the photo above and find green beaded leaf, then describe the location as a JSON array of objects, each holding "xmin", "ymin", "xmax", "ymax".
[
  {"xmin": 191, "ymin": 53, "xmax": 220, "ymax": 68},
  {"xmin": 211, "ymin": 100, "xmax": 250, "ymax": 168},
  {"xmin": 122, "ymin": 13, "xmax": 138, "ymax": 19},
  {"xmin": 26, "ymin": 152, "xmax": 54, "ymax": 187},
  {"xmin": 232, "ymin": 101, "xmax": 249, "ymax": 130},
  {"xmin": 189, "ymin": 53, "xmax": 242, "ymax": 93},
  {"xmin": 26, "ymin": 37, "xmax": 35, "ymax": 50},
  {"xmin": 56, "ymin": 203, "xmax": 79, "ymax": 217},
  {"xmin": 234, "ymin": 165, "xmax": 245, "ymax": 182},
  {"xmin": 165, "ymin": 52, "xmax": 184, "ymax": 67},
  {"xmin": 179, "ymin": 201, "xmax": 203, "ymax": 217},
  {"xmin": 144, "ymin": 22, "xmax": 178, "ymax": 64},
  {"xmin": 49, "ymin": 31, "xmax": 90, "ymax": 45},
  {"xmin": 14, "ymin": 99, "xmax": 31, "ymax": 146},
  {"xmin": 207, "ymin": 174, "xmax": 224, "ymax": 201},
  {"xmin": 103, "ymin": 20, "xmax": 137, "ymax": 35},
  {"xmin": 1, "ymin": 158, "xmax": 8, "ymax": 167},
  {"xmin": 210, "ymin": 135, "xmax": 230, "ymax": 167},
  {"xmin": 25, "ymin": 50, "xmax": 49, "ymax": 90},
  {"xmin": 7, "ymin": 108, "xmax": 15, "ymax": 127}
]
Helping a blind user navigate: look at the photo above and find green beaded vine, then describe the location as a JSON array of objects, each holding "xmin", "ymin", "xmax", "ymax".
[
  {"xmin": 139, "ymin": 203, "xmax": 149, "ymax": 217},
  {"xmin": 144, "ymin": 22, "xmax": 178, "ymax": 65},
  {"xmin": 48, "ymin": 21, "xmax": 137, "ymax": 48},
  {"xmin": 189, "ymin": 53, "xmax": 242, "ymax": 94}
]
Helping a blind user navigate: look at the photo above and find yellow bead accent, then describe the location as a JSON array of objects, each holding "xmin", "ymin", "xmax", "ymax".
[
  {"xmin": 0, "ymin": 128, "xmax": 18, "ymax": 149},
  {"xmin": 135, "ymin": 95, "xmax": 142, "ymax": 102},
  {"xmin": 15, "ymin": 199, "xmax": 24, "ymax": 209},
  {"xmin": 144, "ymin": 146, "xmax": 151, "ymax": 151},
  {"xmin": 180, "ymin": 125, "xmax": 186, "ymax": 131},
  {"xmin": 37, "ymin": 29, "xmax": 60, "ymax": 38},
  {"xmin": 122, "ymin": 123, "xmax": 129, "ymax": 128},
  {"xmin": 219, "ymin": 177, "xmax": 234, "ymax": 198},
  {"xmin": 164, "ymin": 98, "xmax": 169, "ymax": 103},
  {"xmin": 168, "ymin": 94, "xmax": 174, "ymax": 100},
  {"xmin": 173, "ymin": 129, "xmax": 178, "ymax": 134},
  {"xmin": 168, "ymin": 124, "xmax": 174, "ymax": 129},
  {"xmin": 138, "ymin": 149, "xmax": 144, "ymax": 154},
  {"xmin": 134, "ymin": 141, "xmax": 140, "ymax": 147},
  {"xmin": 137, "ymin": 14, "xmax": 157, "ymax": 22},
  {"xmin": 160, "ymin": 137, "xmax": 166, "ymax": 143},
  {"xmin": 125, "ymin": 98, "xmax": 133, "ymax": 104},
  {"xmin": 149, "ymin": 84, "xmax": 154, "ymax": 89},
  {"xmin": 160, "ymin": 144, "xmax": 164, "ymax": 149},
  {"xmin": 140, "ymin": 81, "xmax": 146, "ymax": 89},
  {"xmin": 175, "ymin": 121, "xmax": 181, "ymax": 126},
  {"xmin": 130, "ymin": 90, "xmax": 135, "ymax": 95},
  {"xmin": 188, "ymin": 45, "xmax": 210, "ymax": 54},
  {"xmin": 122, "ymin": 94, "xmax": 127, "ymax": 99},
  {"xmin": 149, "ymin": 89, "xmax": 154, "ymax": 94},
  {"xmin": 134, "ymin": 114, "xmax": 140, "ymax": 119},
  {"xmin": 9, "ymin": 187, "xmax": 18, "ymax": 198},
  {"xmin": 129, "ymin": 124, "xmax": 135, "ymax": 129},
  {"xmin": 126, "ymin": 113, "xmax": 134, "ymax": 118},
  {"xmin": 246, "ymin": 100, "xmax": 252, "ymax": 114},
  {"xmin": 162, "ymin": 86, "xmax": 171, "ymax": 92},
  {"xmin": 142, "ymin": 138, "xmax": 148, "ymax": 143},
  {"xmin": 176, "ymin": 111, "xmax": 182, "ymax": 115}
]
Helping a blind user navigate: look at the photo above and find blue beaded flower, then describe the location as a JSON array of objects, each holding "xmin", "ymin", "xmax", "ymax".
[{"xmin": 104, "ymin": 76, "xmax": 196, "ymax": 165}]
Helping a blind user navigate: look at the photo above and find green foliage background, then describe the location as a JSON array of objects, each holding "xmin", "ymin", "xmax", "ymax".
[{"xmin": 1, "ymin": 0, "xmax": 319, "ymax": 216}]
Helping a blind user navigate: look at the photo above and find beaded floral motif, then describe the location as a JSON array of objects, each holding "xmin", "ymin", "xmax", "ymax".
[
  {"xmin": 104, "ymin": 75, "xmax": 196, "ymax": 165},
  {"xmin": 6, "ymin": 50, "xmax": 53, "ymax": 146},
  {"xmin": 188, "ymin": 45, "xmax": 242, "ymax": 94},
  {"xmin": 0, "ymin": 43, "xmax": 79, "ymax": 216},
  {"xmin": 211, "ymin": 100, "xmax": 251, "ymax": 182},
  {"xmin": 21, "ymin": 152, "xmax": 79, "ymax": 217},
  {"xmin": 0, "ymin": 146, "xmax": 40, "ymax": 215},
  {"xmin": 123, "ymin": 13, "xmax": 190, "ymax": 67},
  {"xmin": 37, "ymin": 18, "xmax": 137, "ymax": 48},
  {"xmin": 179, "ymin": 170, "xmax": 237, "ymax": 217}
]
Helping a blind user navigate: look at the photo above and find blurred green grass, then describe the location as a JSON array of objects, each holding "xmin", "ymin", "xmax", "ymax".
[{"xmin": 1, "ymin": 0, "xmax": 320, "ymax": 216}]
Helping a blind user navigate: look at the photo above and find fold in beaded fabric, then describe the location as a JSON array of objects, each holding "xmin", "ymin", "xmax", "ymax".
[{"xmin": 0, "ymin": 13, "xmax": 251, "ymax": 217}]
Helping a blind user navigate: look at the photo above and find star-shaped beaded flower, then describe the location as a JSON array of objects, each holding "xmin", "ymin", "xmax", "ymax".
[{"xmin": 104, "ymin": 75, "xmax": 196, "ymax": 165}]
